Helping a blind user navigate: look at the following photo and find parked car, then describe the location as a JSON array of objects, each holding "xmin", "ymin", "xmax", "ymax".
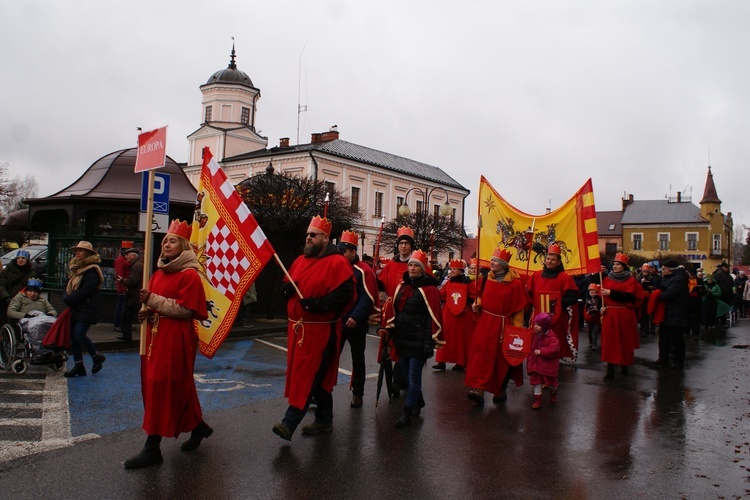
[{"xmin": 1, "ymin": 245, "xmax": 48, "ymax": 279}]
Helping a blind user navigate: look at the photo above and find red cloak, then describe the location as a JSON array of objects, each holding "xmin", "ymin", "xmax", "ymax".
[
  {"xmin": 600, "ymin": 275, "xmax": 642, "ymax": 365},
  {"xmin": 464, "ymin": 274, "xmax": 530, "ymax": 394},
  {"xmin": 437, "ymin": 279, "xmax": 475, "ymax": 366},
  {"xmin": 528, "ymin": 269, "xmax": 579, "ymax": 359},
  {"xmin": 141, "ymin": 267, "xmax": 208, "ymax": 438},
  {"xmin": 284, "ymin": 252, "xmax": 354, "ymax": 410}
]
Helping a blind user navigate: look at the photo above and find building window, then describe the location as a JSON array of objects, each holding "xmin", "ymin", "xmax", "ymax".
[
  {"xmin": 658, "ymin": 233, "xmax": 670, "ymax": 251},
  {"xmin": 324, "ymin": 181, "xmax": 335, "ymax": 198},
  {"xmin": 433, "ymin": 204, "xmax": 440, "ymax": 219},
  {"xmin": 374, "ymin": 192, "xmax": 383, "ymax": 218},
  {"xmin": 605, "ymin": 242, "xmax": 617, "ymax": 256},
  {"xmin": 416, "ymin": 200, "xmax": 424, "ymax": 214},
  {"xmin": 241, "ymin": 107, "xmax": 250, "ymax": 125},
  {"xmin": 713, "ymin": 234, "xmax": 721, "ymax": 253},
  {"xmin": 205, "ymin": 105, "xmax": 212, "ymax": 122},
  {"xmin": 351, "ymin": 187, "xmax": 360, "ymax": 211},
  {"xmin": 396, "ymin": 196, "xmax": 404, "ymax": 215},
  {"xmin": 686, "ymin": 233, "xmax": 698, "ymax": 251},
  {"xmin": 451, "ymin": 208, "xmax": 456, "ymax": 225},
  {"xmin": 632, "ymin": 233, "xmax": 642, "ymax": 251}
]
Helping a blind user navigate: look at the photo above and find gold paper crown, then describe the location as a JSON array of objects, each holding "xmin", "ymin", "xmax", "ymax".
[
  {"xmin": 396, "ymin": 226, "xmax": 415, "ymax": 241},
  {"xmin": 340, "ymin": 230, "xmax": 358, "ymax": 247},
  {"xmin": 167, "ymin": 219, "xmax": 192, "ymax": 240},
  {"xmin": 614, "ymin": 252, "xmax": 629, "ymax": 265},
  {"xmin": 449, "ymin": 259, "xmax": 466, "ymax": 269},
  {"xmin": 308, "ymin": 215, "xmax": 332, "ymax": 236},
  {"xmin": 492, "ymin": 247, "xmax": 512, "ymax": 263},
  {"xmin": 121, "ymin": 240, "xmax": 134, "ymax": 249}
]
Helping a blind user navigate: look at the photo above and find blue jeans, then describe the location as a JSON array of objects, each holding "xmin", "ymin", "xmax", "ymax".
[
  {"xmin": 70, "ymin": 320, "xmax": 97, "ymax": 362},
  {"xmin": 399, "ymin": 356, "xmax": 425, "ymax": 408}
]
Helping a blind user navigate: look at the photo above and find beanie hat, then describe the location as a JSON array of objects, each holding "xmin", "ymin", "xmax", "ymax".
[{"xmin": 534, "ymin": 312, "xmax": 552, "ymax": 331}]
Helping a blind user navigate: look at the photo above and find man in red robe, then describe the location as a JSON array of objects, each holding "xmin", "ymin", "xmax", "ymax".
[
  {"xmin": 338, "ymin": 230, "xmax": 380, "ymax": 408},
  {"xmin": 272, "ymin": 216, "xmax": 355, "ymax": 441},
  {"xmin": 527, "ymin": 244, "xmax": 580, "ymax": 360},
  {"xmin": 465, "ymin": 248, "xmax": 530, "ymax": 404}
]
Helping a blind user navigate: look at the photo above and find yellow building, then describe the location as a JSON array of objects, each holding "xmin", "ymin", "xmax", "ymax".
[{"xmin": 619, "ymin": 167, "xmax": 732, "ymax": 269}]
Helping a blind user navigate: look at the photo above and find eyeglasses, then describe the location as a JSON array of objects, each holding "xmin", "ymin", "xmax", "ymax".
[{"xmin": 306, "ymin": 232, "xmax": 322, "ymax": 239}]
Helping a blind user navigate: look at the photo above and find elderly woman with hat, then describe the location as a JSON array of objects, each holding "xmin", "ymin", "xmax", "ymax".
[
  {"xmin": 465, "ymin": 247, "xmax": 530, "ymax": 405},
  {"xmin": 0, "ymin": 248, "xmax": 37, "ymax": 325},
  {"xmin": 124, "ymin": 220, "xmax": 209, "ymax": 469},
  {"xmin": 62, "ymin": 241, "xmax": 106, "ymax": 378},
  {"xmin": 387, "ymin": 249, "xmax": 442, "ymax": 427},
  {"xmin": 599, "ymin": 253, "xmax": 643, "ymax": 380}
]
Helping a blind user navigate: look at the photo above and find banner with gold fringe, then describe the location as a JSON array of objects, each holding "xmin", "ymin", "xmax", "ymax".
[
  {"xmin": 478, "ymin": 176, "xmax": 600, "ymax": 276},
  {"xmin": 191, "ymin": 147, "xmax": 275, "ymax": 358}
]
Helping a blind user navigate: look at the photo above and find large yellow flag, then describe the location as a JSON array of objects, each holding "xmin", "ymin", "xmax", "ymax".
[
  {"xmin": 191, "ymin": 147, "xmax": 275, "ymax": 358},
  {"xmin": 478, "ymin": 176, "xmax": 599, "ymax": 276}
]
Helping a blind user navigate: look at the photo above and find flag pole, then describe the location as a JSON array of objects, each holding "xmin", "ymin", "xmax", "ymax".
[
  {"xmin": 274, "ymin": 253, "xmax": 304, "ymax": 299},
  {"xmin": 524, "ymin": 218, "xmax": 536, "ymax": 278},
  {"xmin": 139, "ymin": 169, "xmax": 156, "ymax": 356},
  {"xmin": 474, "ymin": 215, "xmax": 482, "ymax": 306},
  {"xmin": 372, "ymin": 215, "xmax": 386, "ymax": 265}
]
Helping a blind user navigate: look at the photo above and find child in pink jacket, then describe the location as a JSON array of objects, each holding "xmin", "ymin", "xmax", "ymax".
[{"xmin": 527, "ymin": 313, "xmax": 561, "ymax": 410}]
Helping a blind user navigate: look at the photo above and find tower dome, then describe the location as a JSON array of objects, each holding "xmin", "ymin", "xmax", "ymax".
[{"xmin": 203, "ymin": 44, "xmax": 255, "ymax": 89}]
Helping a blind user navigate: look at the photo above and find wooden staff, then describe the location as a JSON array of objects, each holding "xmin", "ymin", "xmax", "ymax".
[
  {"xmin": 524, "ymin": 218, "xmax": 536, "ymax": 279},
  {"xmin": 322, "ymin": 192, "xmax": 330, "ymax": 219},
  {"xmin": 139, "ymin": 169, "xmax": 156, "ymax": 356},
  {"xmin": 273, "ymin": 253, "xmax": 303, "ymax": 299},
  {"xmin": 475, "ymin": 215, "xmax": 482, "ymax": 306},
  {"xmin": 372, "ymin": 215, "xmax": 386, "ymax": 265}
]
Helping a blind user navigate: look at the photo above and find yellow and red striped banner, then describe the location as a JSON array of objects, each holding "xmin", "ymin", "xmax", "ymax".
[{"xmin": 478, "ymin": 176, "xmax": 600, "ymax": 276}]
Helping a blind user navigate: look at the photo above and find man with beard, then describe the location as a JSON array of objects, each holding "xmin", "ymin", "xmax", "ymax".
[
  {"xmin": 527, "ymin": 244, "xmax": 579, "ymax": 360},
  {"xmin": 337, "ymin": 230, "xmax": 380, "ymax": 408},
  {"xmin": 272, "ymin": 216, "xmax": 355, "ymax": 441}
]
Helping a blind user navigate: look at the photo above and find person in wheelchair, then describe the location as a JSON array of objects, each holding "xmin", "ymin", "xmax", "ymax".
[{"xmin": 7, "ymin": 278, "xmax": 58, "ymax": 364}]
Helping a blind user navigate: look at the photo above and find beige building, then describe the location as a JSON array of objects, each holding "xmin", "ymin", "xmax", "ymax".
[
  {"xmin": 618, "ymin": 167, "xmax": 732, "ymax": 269},
  {"xmin": 183, "ymin": 47, "xmax": 470, "ymax": 261}
]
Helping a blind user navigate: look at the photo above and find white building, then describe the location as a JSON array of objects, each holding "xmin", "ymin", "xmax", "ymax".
[{"xmin": 183, "ymin": 47, "xmax": 470, "ymax": 260}]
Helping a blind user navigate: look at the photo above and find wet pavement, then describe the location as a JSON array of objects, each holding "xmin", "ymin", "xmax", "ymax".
[{"xmin": 1, "ymin": 318, "xmax": 749, "ymax": 499}]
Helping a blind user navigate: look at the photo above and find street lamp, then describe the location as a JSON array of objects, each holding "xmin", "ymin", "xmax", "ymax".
[{"xmin": 397, "ymin": 186, "xmax": 453, "ymax": 218}]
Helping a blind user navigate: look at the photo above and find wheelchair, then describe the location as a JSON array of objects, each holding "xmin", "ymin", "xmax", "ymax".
[{"xmin": 0, "ymin": 322, "xmax": 67, "ymax": 375}]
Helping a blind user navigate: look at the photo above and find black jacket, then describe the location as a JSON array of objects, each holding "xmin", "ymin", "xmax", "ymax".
[
  {"xmin": 63, "ymin": 267, "xmax": 102, "ymax": 324},
  {"xmin": 392, "ymin": 272, "xmax": 440, "ymax": 359},
  {"xmin": 658, "ymin": 268, "xmax": 689, "ymax": 328}
]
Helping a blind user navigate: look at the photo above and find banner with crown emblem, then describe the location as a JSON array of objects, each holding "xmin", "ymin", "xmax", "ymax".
[
  {"xmin": 191, "ymin": 147, "xmax": 275, "ymax": 358},
  {"xmin": 478, "ymin": 176, "xmax": 600, "ymax": 277}
]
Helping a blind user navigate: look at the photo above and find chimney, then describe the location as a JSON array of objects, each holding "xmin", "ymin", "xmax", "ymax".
[
  {"xmin": 311, "ymin": 126, "xmax": 340, "ymax": 143},
  {"xmin": 311, "ymin": 132, "xmax": 322, "ymax": 143},
  {"xmin": 622, "ymin": 193, "xmax": 634, "ymax": 211},
  {"xmin": 677, "ymin": 191, "xmax": 681, "ymax": 202},
  {"xmin": 279, "ymin": 137, "xmax": 289, "ymax": 148}
]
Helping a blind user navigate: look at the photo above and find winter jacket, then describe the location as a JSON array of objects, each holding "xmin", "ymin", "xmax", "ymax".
[
  {"xmin": 7, "ymin": 293, "xmax": 57, "ymax": 321},
  {"xmin": 0, "ymin": 261, "xmax": 36, "ymax": 302},
  {"xmin": 658, "ymin": 268, "xmax": 689, "ymax": 328},
  {"xmin": 526, "ymin": 330, "xmax": 560, "ymax": 377},
  {"xmin": 63, "ymin": 255, "xmax": 103, "ymax": 324},
  {"xmin": 392, "ymin": 272, "xmax": 441, "ymax": 359}
]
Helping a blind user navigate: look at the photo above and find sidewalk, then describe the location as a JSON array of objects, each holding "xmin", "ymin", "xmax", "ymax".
[{"xmin": 88, "ymin": 316, "xmax": 288, "ymax": 352}]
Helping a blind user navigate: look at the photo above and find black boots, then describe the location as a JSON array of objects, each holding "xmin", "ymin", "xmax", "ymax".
[
  {"xmin": 181, "ymin": 421, "xmax": 214, "ymax": 451},
  {"xmin": 396, "ymin": 406, "xmax": 413, "ymax": 428},
  {"xmin": 603, "ymin": 363, "xmax": 615, "ymax": 380},
  {"xmin": 410, "ymin": 393, "xmax": 426, "ymax": 416},
  {"xmin": 64, "ymin": 362, "xmax": 86, "ymax": 378},
  {"xmin": 124, "ymin": 435, "xmax": 163, "ymax": 469},
  {"xmin": 92, "ymin": 354, "xmax": 106, "ymax": 374}
]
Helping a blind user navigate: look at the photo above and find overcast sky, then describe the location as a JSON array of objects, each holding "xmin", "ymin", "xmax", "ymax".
[{"xmin": 2, "ymin": 1, "xmax": 748, "ymax": 236}]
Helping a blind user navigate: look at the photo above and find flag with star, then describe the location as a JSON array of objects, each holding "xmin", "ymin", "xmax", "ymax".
[
  {"xmin": 191, "ymin": 147, "xmax": 275, "ymax": 358},
  {"xmin": 478, "ymin": 175, "xmax": 600, "ymax": 276}
]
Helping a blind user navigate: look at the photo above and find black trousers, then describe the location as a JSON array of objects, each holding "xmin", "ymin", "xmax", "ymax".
[
  {"xmin": 658, "ymin": 325, "xmax": 685, "ymax": 364},
  {"xmin": 340, "ymin": 326, "xmax": 367, "ymax": 396}
]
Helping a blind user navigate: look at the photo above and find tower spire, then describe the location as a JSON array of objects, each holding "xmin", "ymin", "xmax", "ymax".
[
  {"xmin": 699, "ymin": 165, "xmax": 721, "ymax": 204},
  {"xmin": 228, "ymin": 37, "xmax": 237, "ymax": 70}
]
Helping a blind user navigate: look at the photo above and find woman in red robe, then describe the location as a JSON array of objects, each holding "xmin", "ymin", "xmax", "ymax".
[
  {"xmin": 600, "ymin": 253, "xmax": 642, "ymax": 380},
  {"xmin": 465, "ymin": 248, "xmax": 530, "ymax": 405},
  {"xmin": 124, "ymin": 220, "xmax": 209, "ymax": 469}
]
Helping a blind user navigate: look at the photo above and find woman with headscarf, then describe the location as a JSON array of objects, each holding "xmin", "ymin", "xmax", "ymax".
[
  {"xmin": 0, "ymin": 249, "xmax": 36, "ymax": 325},
  {"xmin": 600, "ymin": 253, "xmax": 643, "ymax": 380},
  {"xmin": 124, "ymin": 220, "xmax": 209, "ymax": 469},
  {"xmin": 387, "ymin": 249, "xmax": 442, "ymax": 428},
  {"xmin": 63, "ymin": 241, "xmax": 105, "ymax": 377}
]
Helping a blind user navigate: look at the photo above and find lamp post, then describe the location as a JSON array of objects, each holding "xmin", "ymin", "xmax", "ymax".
[{"xmin": 397, "ymin": 186, "xmax": 453, "ymax": 261}]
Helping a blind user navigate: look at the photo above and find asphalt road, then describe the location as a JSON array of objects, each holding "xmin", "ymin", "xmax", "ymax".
[{"xmin": 1, "ymin": 322, "xmax": 749, "ymax": 499}]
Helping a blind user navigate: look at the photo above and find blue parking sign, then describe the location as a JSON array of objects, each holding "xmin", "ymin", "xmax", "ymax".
[{"xmin": 141, "ymin": 172, "xmax": 171, "ymax": 214}]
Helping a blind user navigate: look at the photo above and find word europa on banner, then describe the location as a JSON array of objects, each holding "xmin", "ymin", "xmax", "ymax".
[{"xmin": 139, "ymin": 140, "xmax": 164, "ymax": 155}]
